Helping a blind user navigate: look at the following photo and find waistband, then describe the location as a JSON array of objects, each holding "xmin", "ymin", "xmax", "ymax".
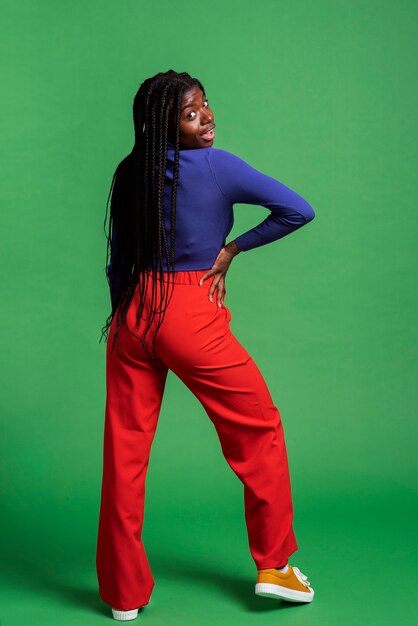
[{"xmin": 144, "ymin": 269, "xmax": 213, "ymax": 285}]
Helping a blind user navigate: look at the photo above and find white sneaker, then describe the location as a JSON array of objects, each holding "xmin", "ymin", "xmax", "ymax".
[{"xmin": 112, "ymin": 607, "xmax": 139, "ymax": 621}]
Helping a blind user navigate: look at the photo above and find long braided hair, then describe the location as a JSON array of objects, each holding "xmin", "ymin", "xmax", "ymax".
[{"xmin": 99, "ymin": 70, "xmax": 205, "ymax": 358}]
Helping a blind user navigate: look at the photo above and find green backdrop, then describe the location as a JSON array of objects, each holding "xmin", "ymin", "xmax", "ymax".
[{"xmin": 1, "ymin": 1, "xmax": 417, "ymax": 625}]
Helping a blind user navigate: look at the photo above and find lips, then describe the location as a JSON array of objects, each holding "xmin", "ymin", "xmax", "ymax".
[
  {"xmin": 201, "ymin": 124, "xmax": 216, "ymax": 140},
  {"xmin": 201, "ymin": 124, "xmax": 215, "ymax": 134}
]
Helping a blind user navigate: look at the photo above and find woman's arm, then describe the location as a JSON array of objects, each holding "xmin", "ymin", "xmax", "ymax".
[{"xmin": 208, "ymin": 148, "xmax": 315, "ymax": 252}]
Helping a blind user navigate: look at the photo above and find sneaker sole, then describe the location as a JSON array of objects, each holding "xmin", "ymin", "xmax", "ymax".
[
  {"xmin": 112, "ymin": 597, "xmax": 151, "ymax": 621},
  {"xmin": 112, "ymin": 608, "xmax": 139, "ymax": 620},
  {"xmin": 255, "ymin": 582, "xmax": 314, "ymax": 603}
]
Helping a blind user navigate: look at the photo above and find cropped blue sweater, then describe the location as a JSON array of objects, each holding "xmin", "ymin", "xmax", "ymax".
[{"xmin": 107, "ymin": 142, "xmax": 315, "ymax": 308}]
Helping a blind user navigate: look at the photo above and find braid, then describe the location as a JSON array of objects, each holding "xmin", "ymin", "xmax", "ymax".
[
  {"xmin": 171, "ymin": 92, "xmax": 183, "ymax": 262},
  {"xmin": 99, "ymin": 70, "xmax": 206, "ymax": 358}
]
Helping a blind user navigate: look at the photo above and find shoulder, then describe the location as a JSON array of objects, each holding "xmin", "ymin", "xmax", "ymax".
[
  {"xmin": 209, "ymin": 146, "xmax": 244, "ymax": 159},
  {"xmin": 208, "ymin": 146, "xmax": 249, "ymax": 169}
]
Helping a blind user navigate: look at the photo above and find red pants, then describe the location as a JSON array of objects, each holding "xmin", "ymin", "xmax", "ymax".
[{"xmin": 96, "ymin": 270, "xmax": 298, "ymax": 611}]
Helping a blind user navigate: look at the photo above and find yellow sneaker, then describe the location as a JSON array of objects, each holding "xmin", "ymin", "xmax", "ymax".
[{"xmin": 255, "ymin": 565, "xmax": 314, "ymax": 603}]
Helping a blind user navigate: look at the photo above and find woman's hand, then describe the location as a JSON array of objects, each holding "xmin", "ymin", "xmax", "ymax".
[{"xmin": 199, "ymin": 240, "xmax": 241, "ymax": 307}]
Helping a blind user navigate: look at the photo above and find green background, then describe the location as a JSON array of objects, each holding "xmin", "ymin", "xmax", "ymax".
[{"xmin": 1, "ymin": 1, "xmax": 417, "ymax": 624}]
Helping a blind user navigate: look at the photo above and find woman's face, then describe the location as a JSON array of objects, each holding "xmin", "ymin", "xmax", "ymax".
[{"xmin": 169, "ymin": 86, "xmax": 216, "ymax": 149}]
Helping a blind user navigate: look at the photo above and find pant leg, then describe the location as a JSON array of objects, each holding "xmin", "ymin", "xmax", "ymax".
[
  {"xmin": 96, "ymin": 309, "xmax": 169, "ymax": 611},
  {"xmin": 154, "ymin": 277, "xmax": 298, "ymax": 570}
]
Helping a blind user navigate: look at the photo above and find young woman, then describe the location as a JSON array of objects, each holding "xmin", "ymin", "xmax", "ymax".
[{"xmin": 96, "ymin": 70, "xmax": 316, "ymax": 621}]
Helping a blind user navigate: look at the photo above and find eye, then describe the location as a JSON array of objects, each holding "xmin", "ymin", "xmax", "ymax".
[{"xmin": 187, "ymin": 99, "xmax": 209, "ymax": 119}]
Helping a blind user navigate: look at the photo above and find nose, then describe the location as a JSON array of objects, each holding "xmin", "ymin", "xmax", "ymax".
[{"xmin": 202, "ymin": 106, "xmax": 213, "ymax": 123}]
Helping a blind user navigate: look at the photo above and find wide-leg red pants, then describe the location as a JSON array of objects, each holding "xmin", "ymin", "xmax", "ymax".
[{"xmin": 96, "ymin": 270, "xmax": 298, "ymax": 611}]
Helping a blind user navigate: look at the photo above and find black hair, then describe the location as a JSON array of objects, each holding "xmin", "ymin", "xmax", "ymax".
[{"xmin": 99, "ymin": 70, "xmax": 205, "ymax": 358}]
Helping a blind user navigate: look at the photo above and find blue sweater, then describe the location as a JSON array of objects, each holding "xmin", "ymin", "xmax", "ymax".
[{"xmin": 107, "ymin": 142, "xmax": 315, "ymax": 307}]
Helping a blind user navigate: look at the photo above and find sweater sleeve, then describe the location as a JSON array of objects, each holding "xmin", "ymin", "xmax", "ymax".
[{"xmin": 209, "ymin": 149, "xmax": 315, "ymax": 252}]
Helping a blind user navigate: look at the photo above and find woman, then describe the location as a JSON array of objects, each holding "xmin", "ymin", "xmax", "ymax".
[{"xmin": 96, "ymin": 70, "xmax": 316, "ymax": 621}]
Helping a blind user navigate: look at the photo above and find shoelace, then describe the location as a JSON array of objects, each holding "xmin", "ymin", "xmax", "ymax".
[{"xmin": 292, "ymin": 566, "xmax": 311, "ymax": 587}]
